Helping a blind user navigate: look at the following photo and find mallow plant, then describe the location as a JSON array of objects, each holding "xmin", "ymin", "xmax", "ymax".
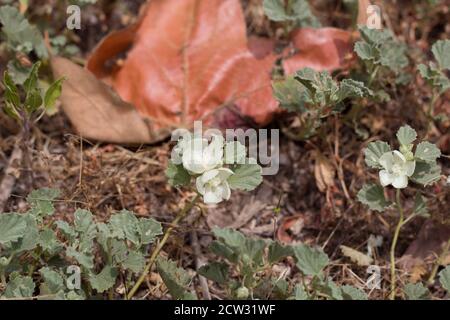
[
  {"xmin": 357, "ymin": 125, "xmax": 442, "ymax": 299},
  {"xmin": 418, "ymin": 39, "xmax": 450, "ymax": 123},
  {"xmin": 273, "ymin": 67, "xmax": 372, "ymax": 140},
  {"xmin": 199, "ymin": 228, "xmax": 368, "ymax": 300},
  {"xmin": 126, "ymin": 131, "xmax": 263, "ymax": 299},
  {"xmin": 0, "ymin": 188, "xmax": 164, "ymax": 300},
  {"xmin": 354, "ymin": 25, "xmax": 409, "ymax": 95}
]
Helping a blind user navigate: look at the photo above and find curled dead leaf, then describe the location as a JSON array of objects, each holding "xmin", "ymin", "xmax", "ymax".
[
  {"xmin": 87, "ymin": 0, "xmax": 278, "ymax": 133},
  {"xmin": 51, "ymin": 56, "xmax": 170, "ymax": 144},
  {"xmin": 340, "ymin": 245, "xmax": 373, "ymax": 267},
  {"xmin": 314, "ymin": 152, "xmax": 336, "ymax": 193}
]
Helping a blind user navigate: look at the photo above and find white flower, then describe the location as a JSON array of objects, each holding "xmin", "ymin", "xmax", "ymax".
[
  {"xmin": 171, "ymin": 134, "xmax": 192, "ymax": 165},
  {"xmin": 447, "ymin": 176, "xmax": 450, "ymax": 185},
  {"xmin": 182, "ymin": 134, "xmax": 224, "ymax": 174},
  {"xmin": 196, "ymin": 168, "xmax": 233, "ymax": 204},
  {"xmin": 378, "ymin": 150, "xmax": 416, "ymax": 189}
]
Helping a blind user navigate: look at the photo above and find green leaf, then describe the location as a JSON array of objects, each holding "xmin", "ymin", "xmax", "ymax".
[
  {"xmin": 357, "ymin": 183, "xmax": 390, "ymax": 212},
  {"xmin": 23, "ymin": 62, "xmax": 41, "ymax": 94},
  {"xmin": 379, "ymin": 43, "xmax": 409, "ymax": 73},
  {"xmin": 138, "ymin": 218, "xmax": 163, "ymax": 245},
  {"xmin": 165, "ymin": 162, "xmax": 191, "ymax": 187},
  {"xmin": 198, "ymin": 262, "xmax": 229, "ymax": 285},
  {"xmin": 396, "ymin": 125, "xmax": 417, "ymax": 146},
  {"xmin": 109, "ymin": 210, "xmax": 140, "ymax": 245},
  {"xmin": 156, "ymin": 257, "xmax": 195, "ymax": 300},
  {"xmin": 354, "ymin": 41, "xmax": 377, "ymax": 61},
  {"xmin": 293, "ymin": 284, "xmax": 309, "ymax": 300},
  {"xmin": 66, "ymin": 247, "xmax": 94, "ymax": 270},
  {"xmin": 404, "ymin": 283, "xmax": 430, "ymax": 300},
  {"xmin": 227, "ymin": 163, "xmax": 263, "ymax": 191},
  {"xmin": 27, "ymin": 188, "xmax": 60, "ymax": 218},
  {"xmin": 293, "ymin": 244, "xmax": 329, "ymax": 277},
  {"xmin": 439, "ymin": 266, "xmax": 450, "ymax": 292},
  {"xmin": 268, "ymin": 240, "xmax": 293, "ymax": 264},
  {"xmin": 121, "ymin": 251, "xmax": 145, "ymax": 274},
  {"xmin": 338, "ymin": 79, "xmax": 372, "ymax": 100},
  {"xmin": 89, "ymin": 265, "xmax": 118, "ymax": 293},
  {"xmin": 39, "ymin": 267, "xmax": 65, "ymax": 295},
  {"xmin": 39, "ymin": 228, "xmax": 62, "ymax": 254},
  {"xmin": 8, "ymin": 214, "xmax": 39, "ymax": 252},
  {"xmin": 55, "ymin": 221, "xmax": 77, "ymax": 241},
  {"xmin": 3, "ymin": 70, "xmax": 20, "ymax": 107},
  {"xmin": 0, "ymin": 6, "xmax": 47, "ymax": 58},
  {"xmin": 25, "ymin": 88, "xmax": 43, "ymax": 112},
  {"xmin": 410, "ymin": 161, "xmax": 441, "ymax": 186},
  {"xmin": 414, "ymin": 142, "xmax": 441, "ymax": 163},
  {"xmin": 364, "ymin": 141, "xmax": 391, "ymax": 169},
  {"xmin": 44, "ymin": 78, "xmax": 65, "ymax": 110},
  {"xmin": 272, "ymin": 76, "xmax": 307, "ymax": 112},
  {"xmin": 73, "ymin": 209, "xmax": 95, "ymax": 234},
  {"xmin": 432, "ymin": 40, "xmax": 450, "ymax": 70},
  {"xmin": 209, "ymin": 241, "xmax": 239, "ymax": 264},
  {"xmin": 212, "ymin": 227, "xmax": 246, "ymax": 249},
  {"xmin": 318, "ymin": 278, "xmax": 343, "ymax": 300},
  {"xmin": 263, "ymin": 0, "xmax": 320, "ymax": 27},
  {"xmin": 341, "ymin": 285, "xmax": 368, "ymax": 300},
  {"xmin": 359, "ymin": 26, "xmax": 393, "ymax": 45},
  {"xmin": 3, "ymin": 274, "xmax": 35, "ymax": 298},
  {"xmin": 413, "ymin": 193, "xmax": 429, "ymax": 217},
  {"xmin": 0, "ymin": 213, "xmax": 27, "ymax": 245}
]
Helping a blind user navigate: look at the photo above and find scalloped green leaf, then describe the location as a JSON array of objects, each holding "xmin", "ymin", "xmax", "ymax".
[{"xmin": 357, "ymin": 183, "xmax": 390, "ymax": 212}]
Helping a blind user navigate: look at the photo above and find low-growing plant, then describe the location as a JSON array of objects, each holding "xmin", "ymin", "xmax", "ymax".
[
  {"xmin": 0, "ymin": 188, "xmax": 164, "ymax": 300},
  {"xmin": 2, "ymin": 62, "xmax": 64, "ymax": 185},
  {"xmin": 354, "ymin": 26, "xmax": 409, "ymax": 92},
  {"xmin": 273, "ymin": 67, "xmax": 372, "ymax": 140},
  {"xmin": 418, "ymin": 39, "xmax": 450, "ymax": 123},
  {"xmin": 198, "ymin": 227, "xmax": 368, "ymax": 300},
  {"xmin": 126, "ymin": 131, "xmax": 264, "ymax": 299},
  {"xmin": 263, "ymin": 0, "xmax": 320, "ymax": 36},
  {"xmin": 357, "ymin": 125, "xmax": 443, "ymax": 299}
]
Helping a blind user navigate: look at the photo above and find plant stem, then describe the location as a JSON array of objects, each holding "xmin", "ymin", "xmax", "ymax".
[
  {"xmin": 389, "ymin": 189, "xmax": 404, "ymax": 300},
  {"xmin": 126, "ymin": 194, "xmax": 200, "ymax": 300},
  {"xmin": 427, "ymin": 239, "xmax": 450, "ymax": 285}
]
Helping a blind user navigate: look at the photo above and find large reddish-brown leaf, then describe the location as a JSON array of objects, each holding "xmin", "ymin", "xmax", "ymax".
[
  {"xmin": 283, "ymin": 27, "xmax": 354, "ymax": 75},
  {"xmin": 51, "ymin": 56, "xmax": 169, "ymax": 144},
  {"xmin": 87, "ymin": 0, "xmax": 278, "ymax": 131}
]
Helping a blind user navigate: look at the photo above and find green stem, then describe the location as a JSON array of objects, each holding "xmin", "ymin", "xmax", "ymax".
[
  {"xmin": 126, "ymin": 194, "xmax": 200, "ymax": 300},
  {"xmin": 428, "ymin": 239, "xmax": 450, "ymax": 285},
  {"xmin": 389, "ymin": 189, "xmax": 404, "ymax": 300}
]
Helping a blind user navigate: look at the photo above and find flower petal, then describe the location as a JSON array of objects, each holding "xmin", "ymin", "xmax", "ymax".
[
  {"xmin": 203, "ymin": 188, "xmax": 222, "ymax": 204},
  {"xmin": 392, "ymin": 175, "xmax": 408, "ymax": 189},
  {"xmin": 379, "ymin": 152, "xmax": 394, "ymax": 170},
  {"xmin": 392, "ymin": 150, "xmax": 406, "ymax": 163},
  {"xmin": 404, "ymin": 161, "xmax": 416, "ymax": 177},
  {"xmin": 379, "ymin": 170, "xmax": 394, "ymax": 187}
]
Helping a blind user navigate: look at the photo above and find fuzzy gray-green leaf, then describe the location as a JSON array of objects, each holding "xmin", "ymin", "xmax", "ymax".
[
  {"xmin": 293, "ymin": 244, "xmax": 329, "ymax": 276},
  {"xmin": 357, "ymin": 184, "xmax": 390, "ymax": 212},
  {"xmin": 364, "ymin": 141, "xmax": 391, "ymax": 169}
]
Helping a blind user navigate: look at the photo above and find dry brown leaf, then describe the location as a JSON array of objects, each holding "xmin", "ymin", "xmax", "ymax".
[
  {"xmin": 340, "ymin": 245, "xmax": 373, "ymax": 266},
  {"xmin": 283, "ymin": 27, "xmax": 354, "ymax": 75},
  {"xmin": 409, "ymin": 264, "xmax": 427, "ymax": 284},
  {"xmin": 87, "ymin": 0, "xmax": 278, "ymax": 132},
  {"xmin": 314, "ymin": 152, "xmax": 336, "ymax": 192},
  {"xmin": 51, "ymin": 56, "xmax": 170, "ymax": 144}
]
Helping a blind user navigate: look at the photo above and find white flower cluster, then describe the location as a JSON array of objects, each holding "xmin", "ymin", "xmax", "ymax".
[
  {"xmin": 170, "ymin": 134, "xmax": 248, "ymax": 204},
  {"xmin": 378, "ymin": 150, "xmax": 415, "ymax": 189}
]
